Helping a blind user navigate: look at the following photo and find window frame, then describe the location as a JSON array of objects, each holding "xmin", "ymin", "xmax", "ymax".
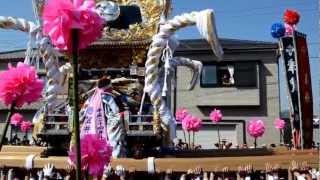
[{"xmin": 200, "ymin": 61, "xmax": 260, "ymax": 88}]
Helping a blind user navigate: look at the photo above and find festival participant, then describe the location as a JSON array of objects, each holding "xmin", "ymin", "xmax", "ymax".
[{"xmin": 98, "ymin": 76, "xmax": 127, "ymax": 158}]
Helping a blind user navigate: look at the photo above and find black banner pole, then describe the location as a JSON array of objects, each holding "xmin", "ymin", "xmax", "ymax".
[
  {"xmin": 71, "ymin": 29, "xmax": 82, "ymax": 180},
  {"xmin": 292, "ymin": 31, "xmax": 304, "ymax": 150}
]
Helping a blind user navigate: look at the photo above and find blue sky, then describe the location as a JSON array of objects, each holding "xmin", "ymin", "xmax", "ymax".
[{"xmin": 0, "ymin": 0, "xmax": 318, "ymax": 114}]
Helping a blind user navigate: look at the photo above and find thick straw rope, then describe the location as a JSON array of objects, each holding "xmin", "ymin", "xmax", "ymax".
[
  {"xmin": 144, "ymin": 10, "xmax": 223, "ymax": 140},
  {"xmin": 39, "ymin": 37, "xmax": 70, "ymax": 111},
  {"xmin": 0, "ymin": 16, "xmax": 35, "ymax": 33},
  {"xmin": 0, "ymin": 16, "xmax": 69, "ymax": 112}
]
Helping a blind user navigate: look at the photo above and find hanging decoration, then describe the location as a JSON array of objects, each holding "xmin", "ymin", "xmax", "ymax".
[
  {"xmin": 270, "ymin": 9, "xmax": 300, "ymax": 38},
  {"xmin": 283, "ymin": 9, "xmax": 300, "ymax": 25},
  {"xmin": 69, "ymin": 134, "xmax": 113, "ymax": 177},
  {"xmin": 284, "ymin": 23, "xmax": 295, "ymax": 36},
  {"xmin": 42, "ymin": 0, "xmax": 104, "ymax": 51},
  {"xmin": 79, "ymin": 88, "xmax": 108, "ymax": 140},
  {"xmin": 270, "ymin": 23, "xmax": 285, "ymax": 39},
  {"xmin": 96, "ymin": 1, "xmax": 120, "ymax": 22}
]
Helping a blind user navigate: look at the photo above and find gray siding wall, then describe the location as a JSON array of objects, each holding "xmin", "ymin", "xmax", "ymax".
[
  {"xmin": 0, "ymin": 111, "xmax": 37, "ymax": 140},
  {"xmin": 175, "ymin": 49, "xmax": 280, "ymax": 148}
]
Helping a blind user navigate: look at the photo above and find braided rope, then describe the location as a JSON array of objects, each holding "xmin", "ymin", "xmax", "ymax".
[
  {"xmin": 39, "ymin": 37, "xmax": 70, "ymax": 111},
  {"xmin": 0, "ymin": 16, "xmax": 68, "ymax": 111},
  {"xmin": 0, "ymin": 16, "xmax": 35, "ymax": 33},
  {"xmin": 145, "ymin": 11, "xmax": 197, "ymax": 109},
  {"xmin": 144, "ymin": 10, "xmax": 223, "ymax": 141}
]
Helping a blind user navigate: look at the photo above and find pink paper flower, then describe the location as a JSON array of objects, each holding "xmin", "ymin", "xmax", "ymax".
[
  {"xmin": 210, "ymin": 109, "xmax": 222, "ymax": 123},
  {"xmin": 69, "ymin": 134, "xmax": 113, "ymax": 177},
  {"xmin": 42, "ymin": 0, "xmax": 104, "ymax": 51},
  {"xmin": 175, "ymin": 108, "xmax": 189, "ymax": 122},
  {"xmin": 247, "ymin": 119, "xmax": 265, "ymax": 138},
  {"xmin": 0, "ymin": 63, "xmax": 44, "ymax": 108},
  {"xmin": 274, "ymin": 118, "xmax": 285, "ymax": 130},
  {"xmin": 283, "ymin": 9, "xmax": 300, "ymax": 25},
  {"xmin": 20, "ymin": 121, "xmax": 33, "ymax": 133},
  {"xmin": 10, "ymin": 113, "xmax": 23, "ymax": 126},
  {"xmin": 284, "ymin": 23, "xmax": 295, "ymax": 36},
  {"xmin": 182, "ymin": 115, "xmax": 202, "ymax": 132}
]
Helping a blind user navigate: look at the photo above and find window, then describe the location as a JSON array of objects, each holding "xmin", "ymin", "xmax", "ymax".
[
  {"xmin": 234, "ymin": 62, "xmax": 258, "ymax": 87},
  {"xmin": 201, "ymin": 65, "xmax": 218, "ymax": 86},
  {"xmin": 200, "ymin": 62, "xmax": 258, "ymax": 88},
  {"xmin": 201, "ymin": 64, "xmax": 235, "ymax": 87}
]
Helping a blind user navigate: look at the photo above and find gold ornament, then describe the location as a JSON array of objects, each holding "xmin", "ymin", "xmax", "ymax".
[
  {"xmin": 97, "ymin": 0, "xmax": 169, "ymax": 42},
  {"xmin": 152, "ymin": 110, "xmax": 162, "ymax": 135}
]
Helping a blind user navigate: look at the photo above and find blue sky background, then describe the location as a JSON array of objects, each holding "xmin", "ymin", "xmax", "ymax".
[{"xmin": 0, "ymin": 0, "xmax": 318, "ymax": 115}]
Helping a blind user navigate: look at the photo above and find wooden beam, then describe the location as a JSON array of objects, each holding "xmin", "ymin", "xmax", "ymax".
[{"xmin": 0, "ymin": 146, "xmax": 317, "ymax": 172}]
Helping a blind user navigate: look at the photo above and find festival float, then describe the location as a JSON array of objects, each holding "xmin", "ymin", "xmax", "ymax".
[{"xmin": 0, "ymin": 0, "xmax": 318, "ymax": 179}]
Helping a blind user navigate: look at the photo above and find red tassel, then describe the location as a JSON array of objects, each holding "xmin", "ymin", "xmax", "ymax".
[{"xmin": 283, "ymin": 9, "xmax": 300, "ymax": 25}]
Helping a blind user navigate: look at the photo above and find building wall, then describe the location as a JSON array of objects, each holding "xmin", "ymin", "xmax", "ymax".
[
  {"xmin": 0, "ymin": 110, "xmax": 37, "ymax": 141},
  {"xmin": 175, "ymin": 49, "xmax": 280, "ymax": 148},
  {"xmin": 314, "ymin": 125, "xmax": 320, "ymax": 146}
]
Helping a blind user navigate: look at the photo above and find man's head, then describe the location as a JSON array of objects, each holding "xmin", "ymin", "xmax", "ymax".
[{"xmin": 98, "ymin": 76, "xmax": 112, "ymax": 90}]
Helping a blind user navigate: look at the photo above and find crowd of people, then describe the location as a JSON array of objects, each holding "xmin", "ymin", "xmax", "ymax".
[{"xmin": 0, "ymin": 161, "xmax": 319, "ymax": 180}]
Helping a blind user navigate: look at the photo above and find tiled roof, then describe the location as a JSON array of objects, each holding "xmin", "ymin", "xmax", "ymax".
[
  {"xmin": 0, "ymin": 38, "xmax": 278, "ymax": 59},
  {"xmin": 176, "ymin": 38, "xmax": 278, "ymax": 52},
  {"xmin": 0, "ymin": 49, "xmax": 26, "ymax": 60}
]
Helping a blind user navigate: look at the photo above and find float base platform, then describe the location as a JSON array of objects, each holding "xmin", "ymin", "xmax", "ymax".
[{"xmin": 0, "ymin": 146, "xmax": 318, "ymax": 172}]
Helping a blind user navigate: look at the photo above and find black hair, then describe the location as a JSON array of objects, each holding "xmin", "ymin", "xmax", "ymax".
[{"xmin": 97, "ymin": 76, "xmax": 111, "ymax": 88}]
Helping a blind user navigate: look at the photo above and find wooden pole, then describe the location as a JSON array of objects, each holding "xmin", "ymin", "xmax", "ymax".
[
  {"xmin": 217, "ymin": 124, "xmax": 221, "ymax": 149},
  {"xmin": 254, "ymin": 138, "xmax": 257, "ymax": 149},
  {"xmin": 192, "ymin": 131, "xmax": 195, "ymax": 150},
  {"xmin": 71, "ymin": 29, "xmax": 81, "ymax": 180},
  {"xmin": 0, "ymin": 102, "xmax": 15, "ymax": 151}
]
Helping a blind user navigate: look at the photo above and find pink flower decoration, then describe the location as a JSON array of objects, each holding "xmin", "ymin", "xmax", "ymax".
[
  {"xmin": 20, "ymin": 121, "xmax": 33, "ymax": 133},
  {"xmin": 284, "ymin": 23, "xmax": 296, "ymax": 36},
  {"xmin": 210, "ymin": 109, "xmax": 222, "ymax": 123},
  {"xmin": 10, "ymin": 113, "xmax": 23, "ymax": 126},
  {"xmin": 283, "ymin": 9, "xmax": 300, "ymax": 25},
  {"xmin": 0, "ymin": 63, "xmax": 44, "ymax": 108},
  {"xmin": 69, "ymin": 134, "xmax": 113, "ymax": 177},
  {"xmin": 274, "ymin": 118, "xmax": 285, "ymax": 130},
  {"xmin": 175, "ymin": 108, "xmax": 189, "ymax": 122},
  {"xmin": 247, "ymin": 119, "xmax": 265, "ymax": 138},
  {"xmin": 182, "ymin": 115, "xmax": 202, "ymax": 132},
  {"xmin": 42, "ymin": 0, "xmax": 104, "ymax": 51}
]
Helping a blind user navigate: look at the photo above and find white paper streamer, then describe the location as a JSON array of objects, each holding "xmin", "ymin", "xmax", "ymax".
[{"xmin": 25, "ymin": 154, "xmax": 36, "ymax": 170}]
